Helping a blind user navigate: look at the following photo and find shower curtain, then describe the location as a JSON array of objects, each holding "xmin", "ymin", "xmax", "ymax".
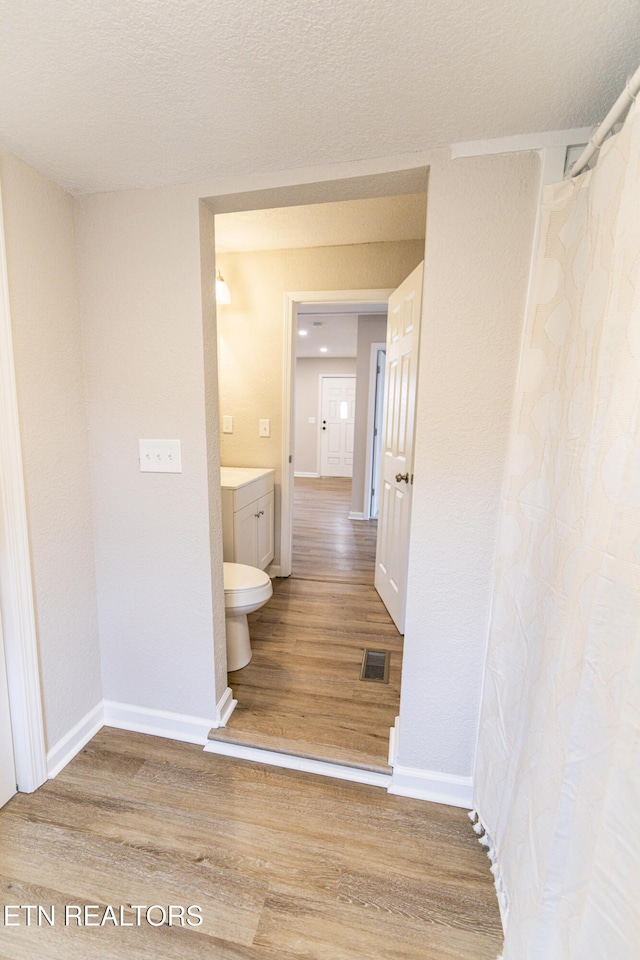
[{"xmin": 474, "ymin": 101, "xmax": 640, "ymax": 959}]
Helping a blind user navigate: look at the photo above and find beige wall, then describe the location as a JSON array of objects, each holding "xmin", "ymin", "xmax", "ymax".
[
  {"xmin": 216, "ymin": 240, "xmax": 424, "ymax": 564},
  {"xmin": 351, "ymin": 314, "xmax": 388, "ymax": 516},
  {"xmin": 294, "ymin": 357, "xmax": 357, "ymax": 475},
  {"xmin": 75, "ymin": 186, "xmax": 221, "ymax": 719},
  {"xmin": 1, "ymin": 147, "xmax": 542, "ymax": 783},
  {"xmin": 400, "ymin": 149, "xmax": 541, "ymax": 777},
  {"xmin": 0, "ymin": 150, "xmax": 102, "ymax": 750}
]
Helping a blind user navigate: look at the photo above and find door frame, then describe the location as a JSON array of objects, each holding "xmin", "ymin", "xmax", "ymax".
[
  {"xmin": 0, "ymin": 181, "xmax": 47, "ymax": 793},
  {"xmin": 318, "ymin": 374, "xmax": 356, "ymax": 478},
  {"xmin": 280, "ymin": 289, "xmax": 394, "ymax": 577},
  {"xmin": 364, "ymin": 342, "xmax": 386, "ymax": 520}
]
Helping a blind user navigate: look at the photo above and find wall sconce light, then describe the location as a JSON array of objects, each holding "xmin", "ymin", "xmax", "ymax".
[{"xmin": 216, "ymin": 269, "xmax": 231, "ymax": 305}]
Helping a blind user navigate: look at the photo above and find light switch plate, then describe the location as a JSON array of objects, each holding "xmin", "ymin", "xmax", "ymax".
[
  {"xmin": 259, "ymin": 419, "xmax": 271, "ymax": 438},
  {"xmin": 222, "ymin": 415, "xmax": 233, "ymax": 434},
  {"xmin": 139, "ymin": 439, "xmax": 182, "ymax": 473}
]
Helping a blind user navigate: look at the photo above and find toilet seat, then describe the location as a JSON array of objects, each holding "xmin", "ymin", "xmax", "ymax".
[{"xmin": 223, "ymin": 562, "xmax": 272, "ymax": 610}]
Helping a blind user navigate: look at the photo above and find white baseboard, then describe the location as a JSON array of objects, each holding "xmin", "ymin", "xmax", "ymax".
[
  {"xmin": 388, "ymin": 716, "xmax": 400, "ymax": 766},
  {"xmin": 212, "ymin": 686, "xmax": 237, "ymax": 728},
  {"xmin": 204, "ymin": 739, "xmax": 391, "ymax": 789},
  {"xmin": 103, "ymin": 700, "xmax": 216, "ymax": 746},
  {"xmin": 47, "ymin": 702, "xmax": 104, "ymax": 779},
  {"xmin": 294, "ymin": 471, "xmax": 319, "ymax": 478},
  {"xmin": 267, "ymin": 564, "xmax": 282, "ymax": 578},
  {"xmin": 389, "ymin": 764, "xmax": 473, "ymax": 809}
]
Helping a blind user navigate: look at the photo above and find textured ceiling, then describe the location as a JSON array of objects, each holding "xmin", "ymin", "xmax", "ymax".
[
  {"xmin": 215, "ymin": 194, "xmax": 427, "ymax": 251},
  {"xmin": 0, "ymin": 0, "xmax": 637, "ymax": 195}
]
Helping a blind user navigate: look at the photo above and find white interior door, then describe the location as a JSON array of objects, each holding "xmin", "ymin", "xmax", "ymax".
[
  {"xmin": 0, "ymin": 614, "xmax": 17, "ymax": 808},
  {"xmin": 320, "ymin": 376, "xmax": 356, "ymax": 478},
  {"xmin": 375, "ymin": 262, "xmax": 424, "ymax": 633}
]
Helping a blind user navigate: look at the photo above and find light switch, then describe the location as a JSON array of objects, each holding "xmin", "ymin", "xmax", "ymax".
[
  {"xmin": 139, "ymin": 439, "xmax": 182, "ymax": 473},
  {"xmin": 222, "ymin": 415, "xmax": 233, "ymax": 434},
  {"xmin": 259, "ymin": 419, "xmax": 271, "ymax": 438}
]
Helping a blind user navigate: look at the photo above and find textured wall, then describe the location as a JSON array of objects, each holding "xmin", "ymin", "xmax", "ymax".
[
  {"xmin": 399, "ymin": 150, "xmax": 541, "ymax": 776},
  {"xmin": 75, "ymin": 185, "xmax": 219, "ymax": 719},
  {"xmin": 200, "ymin": 204, "xmax": 228, "ymax": 698},
  {"xmin": 351, "ymin": 314, "xmax": 388, "ymax": 516},
  {"xmin": 0, "ymin": 150, "xmax": 102, "ymax": 750},
  {"xmin": 217, "ymin": 240, "xmax": 423, "ymax": 564},
  {"xmin": 294, "ymin": 357, "xmax": 356, "ymax": 475}
]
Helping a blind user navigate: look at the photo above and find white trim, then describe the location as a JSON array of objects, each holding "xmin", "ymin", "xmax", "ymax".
[
  {"xmin": 348, "ymin": 511, "xmax": 366, "ymax": 520},
  {"xmin": 282, "ymin": 288, "xmax": 394, "ymax": 576},
  {"xmin": 213, "ymin": 686, "xmax": 237, "ymax": 728},
  {"xmin": 103, "ymin": 700, "xmax": 216, "ymax": 746},
  {"xmin": 388, "ymin": 715, "xmax": 400, "ymax": 767},
  {"xmin": 294, "ymin": 471, "xmax": 319, "ymax": 478},
  {"xmin": 267, "ymin": 563, "xmax": 281, "ymax": 578},
  {"xmin": 0, "ymin": 180, "xmax": 47, "ymax": 793},
  {"xmin": 204, "ymin": 738, "xmax": 391, "ymax": 788},
  {"xmin": 47, "ymin": 703, "xmax": 104, "ymax": 779},
  {"xmin": 451, "ymin": 126, "xmax": 592, "ymax": 159},
  {"xmin": 389, "ymin": 764, "xmax": 473, "ymax": 809}
]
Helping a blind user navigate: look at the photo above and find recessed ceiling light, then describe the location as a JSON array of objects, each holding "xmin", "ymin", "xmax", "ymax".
[
  {"xmin": 298, "ymin": 329, "xmax": 308, "ymax": 336},
  {"xmin": 320, "ymin": 347, "xmax": 328, "ymax": 353}
]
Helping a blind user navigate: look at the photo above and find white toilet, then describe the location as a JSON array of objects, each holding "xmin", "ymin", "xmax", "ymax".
[{"xmin": 223, "ymin": 562, "xmax": 273, "ymax": 671}]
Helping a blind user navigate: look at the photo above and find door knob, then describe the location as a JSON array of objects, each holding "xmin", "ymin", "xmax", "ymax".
[{"xmin": 395, "ymin": 472, "xmax": 409, "ymax": 484}]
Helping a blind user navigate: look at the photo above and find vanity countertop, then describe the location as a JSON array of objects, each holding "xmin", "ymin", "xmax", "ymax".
[{"xmin": 220, "ymin": 466, "xmax": 274, "ymax": 490}]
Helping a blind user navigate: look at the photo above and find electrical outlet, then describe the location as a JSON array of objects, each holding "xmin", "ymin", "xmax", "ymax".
[
  {"xmin": 222, "ymin": 415, "xmax": 233, "ymax": 434},
  {"xmin": 259, "ymin": 419, "xmax": 271, "ymax": 438},
  {"xmin": 139, "ymin": 439, "xmax": 182, "ymax": 473}
]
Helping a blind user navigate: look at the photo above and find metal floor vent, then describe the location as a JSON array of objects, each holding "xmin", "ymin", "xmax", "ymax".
[{"xmin": 360, "ymin": 648, "xmax": 390, "ymax": 683}]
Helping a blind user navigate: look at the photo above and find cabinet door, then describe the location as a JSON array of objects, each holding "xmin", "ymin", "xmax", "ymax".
[
  {"xmin": 256, "ymin": 490, "xmax": 274, "ymax": 569},
  {"xmin": 233, "ymin": 501, "xmax": 258, "ymax": 566}
]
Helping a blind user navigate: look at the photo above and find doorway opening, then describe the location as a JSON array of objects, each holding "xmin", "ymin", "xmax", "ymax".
[
  {"xmin": 207, "ymin": 189, "xmax": 427, "ymax": 777},
  {"xmin": 292, "ymin": 298, "xmax": 387, "ymax": 585}
]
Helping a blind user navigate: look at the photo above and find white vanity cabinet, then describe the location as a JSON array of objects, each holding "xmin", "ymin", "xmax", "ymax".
[{"xmin": 220, "ymin": 468, "xmax": 275, "ymax": 571}]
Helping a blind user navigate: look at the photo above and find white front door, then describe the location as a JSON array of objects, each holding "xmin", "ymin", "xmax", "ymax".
[
  {"xmin": 375, "ymin": 262, "xmax": 423, "ymax": 633},
  {"xmin": 0, "ymin": 614, "xmax": 17, "ymax": 808},
  {"xmin": 320, "ymin": 376, "xmax": 356, "ymax": 478}
]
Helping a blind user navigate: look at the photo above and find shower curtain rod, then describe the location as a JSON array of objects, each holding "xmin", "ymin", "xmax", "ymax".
[{"xmin": 566, "ymin": 63, "xmax": 640, "ymax": 178}]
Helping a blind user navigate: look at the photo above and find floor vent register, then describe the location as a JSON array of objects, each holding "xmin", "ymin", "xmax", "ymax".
[{"xmin": 360, "ymin": 648, "xmax": 390, "ymax": 683}]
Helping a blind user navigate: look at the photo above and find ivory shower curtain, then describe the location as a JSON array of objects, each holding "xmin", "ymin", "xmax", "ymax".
[{"xmin": 474, "ymin": 101, "xmax": 640, "ymax": 959}]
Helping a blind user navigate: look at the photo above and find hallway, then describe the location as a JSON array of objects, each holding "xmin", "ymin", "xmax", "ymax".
[{"xmin": 209, "ymin": 479, "xmax": 402, "ymax": 773}]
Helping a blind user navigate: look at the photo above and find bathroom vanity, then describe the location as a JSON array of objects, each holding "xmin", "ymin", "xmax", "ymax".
[{"xmin": 220, "ymin": 467, "xmax": 275, "ymax": 571}]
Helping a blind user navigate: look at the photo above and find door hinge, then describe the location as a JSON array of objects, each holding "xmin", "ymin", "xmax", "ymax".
[
  {"xmin": 374, "ymin": 427, "xmax": 377, "ymax": 437},
  {"xmin": 377, "ymin": 365, "xmax": 381, "ymax": 374},
  {"xmin": 288, "ymin": 455, "xmax": 292, "ymax": 463},
  {"xmin": 410, "ymin": 474, "xmax": 414, "ymax": 485}
]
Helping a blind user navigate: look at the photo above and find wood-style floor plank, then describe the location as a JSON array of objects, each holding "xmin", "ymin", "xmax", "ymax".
[
  {"xmin": 0, "ymin": 729, "xmax": 503, "ymax": 959},
  {"xmin": 291, "ymin": 477, "xmax": 378, "ymax": 585},
  {"xmin": 211, "ymin": 479, "xmax": 402, "ymax": 772}
]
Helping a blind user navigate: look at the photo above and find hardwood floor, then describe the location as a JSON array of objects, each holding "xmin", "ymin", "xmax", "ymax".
[
  {"xmin": 291, "ymin": 478, "xmax": 378, "ymax": 584},
  {"xmin": 210, "ymin": 478, "xmax": 401, "ymax": 772},
  {"xmin": 0, "ymin": 728, "xmax": 503, "ymax": 959}
]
